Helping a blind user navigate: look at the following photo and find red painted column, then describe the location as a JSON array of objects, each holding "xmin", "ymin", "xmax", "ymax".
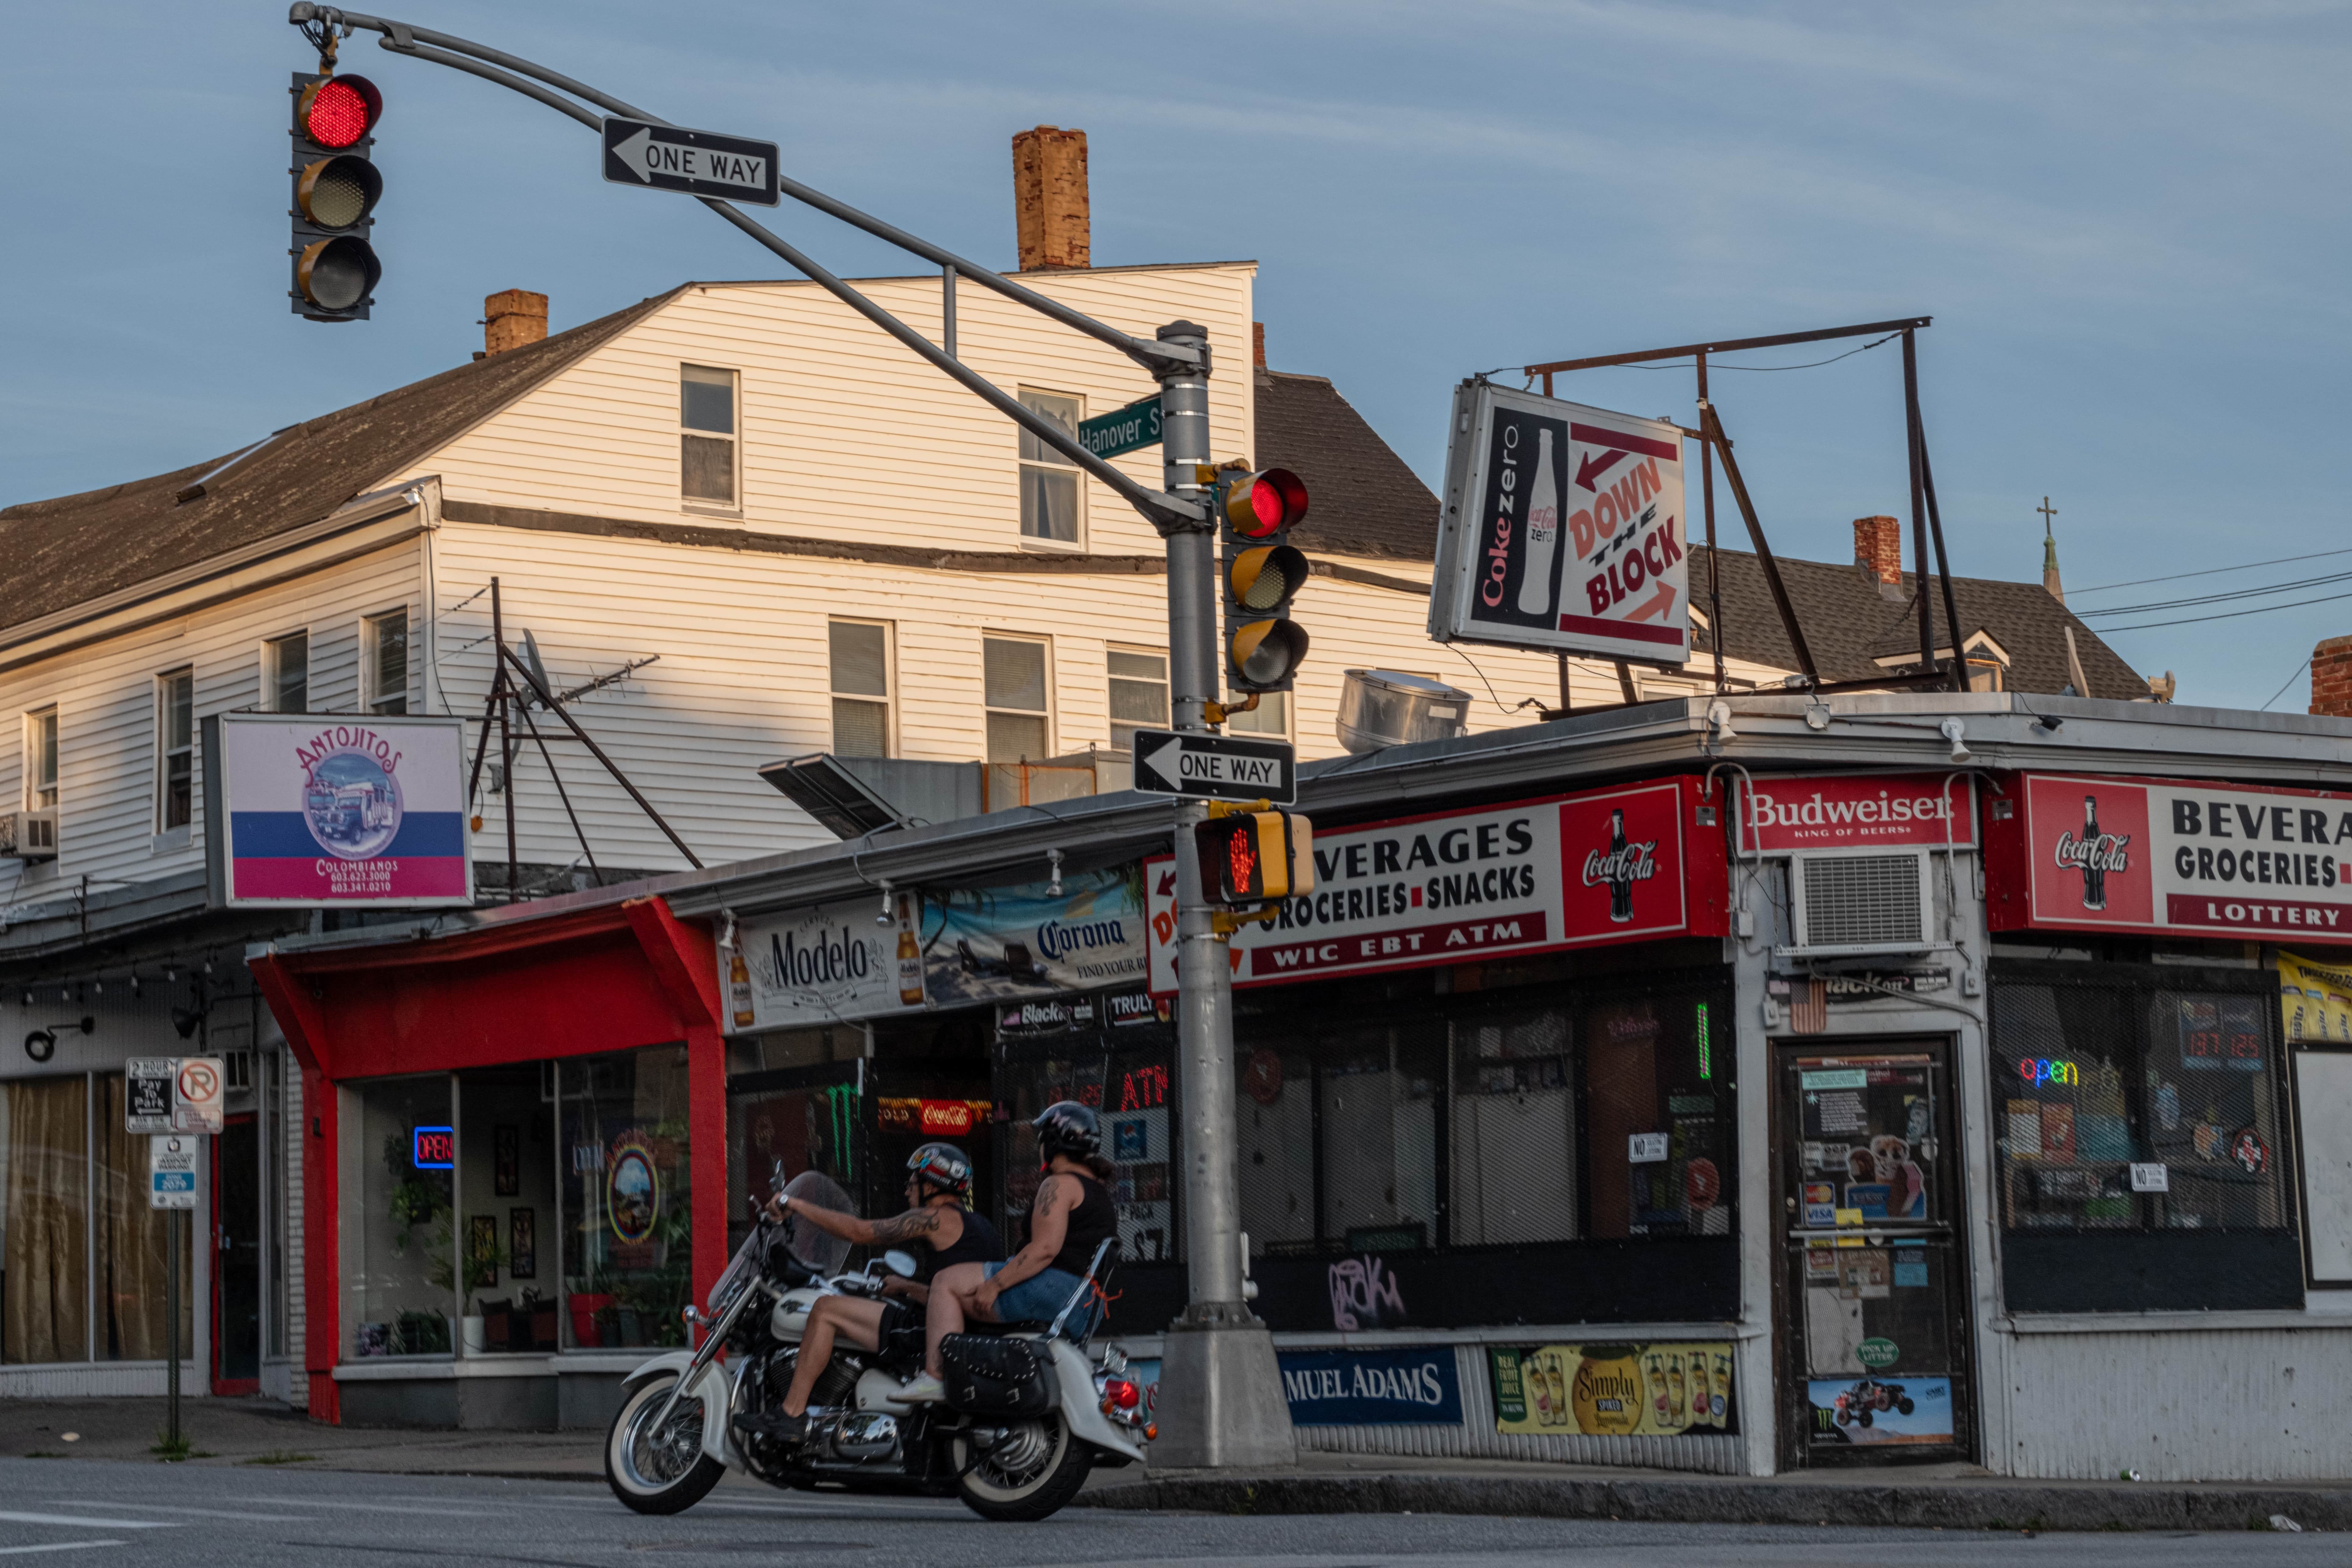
[{"xmin": 687, "ymin": 1024, "xmax": 728, "ymax": 1309}]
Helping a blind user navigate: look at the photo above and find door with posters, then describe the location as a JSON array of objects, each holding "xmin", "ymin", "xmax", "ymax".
[{"xmin": 1778, "ymin": 1044, "xmax": 1973, "ymax": 1465}]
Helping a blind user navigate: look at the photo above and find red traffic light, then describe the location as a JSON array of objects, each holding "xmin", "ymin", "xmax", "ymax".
[
  {"xmin": 1221, "ymin": 467, "xmax": 1308, "ymax": 539},
  {"xmin": 298, "ymin": 74, "xmax": 382, "ymax": 149}
]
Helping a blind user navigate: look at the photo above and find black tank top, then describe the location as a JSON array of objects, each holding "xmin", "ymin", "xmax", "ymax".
[
  {"xmin": 925, "ymin": 1209, "xmax": 1005, "ymax": 1277},
  {"xmin": 1044, "ymin": 1173, "xmax": 1118, "ymax": 1278}
]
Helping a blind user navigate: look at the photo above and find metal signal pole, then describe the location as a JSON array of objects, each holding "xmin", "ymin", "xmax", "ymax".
[{"xmin": 1149, "ymin": 325, "xmax": 1297, "ymax": 1470}]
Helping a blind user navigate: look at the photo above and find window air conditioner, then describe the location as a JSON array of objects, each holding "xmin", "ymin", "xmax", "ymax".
[
  {"xmin": 0, "ymin": 808, "xmax": 58, "ymax": 861},
  {"xmin": 1781, "ymin": 850, "xmax": 1934, "ymax": 956}
]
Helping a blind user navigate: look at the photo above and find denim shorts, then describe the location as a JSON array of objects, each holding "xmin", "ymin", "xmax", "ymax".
[{"xmin": 982, "ymin": 1262, "xmax": 1095, "ymax": 1337}]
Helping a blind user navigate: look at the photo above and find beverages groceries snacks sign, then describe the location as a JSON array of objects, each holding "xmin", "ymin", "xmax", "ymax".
[
  {"xmin": 1991, "ymin": 772, "xmax": 2352, "ymax": 940},
  {"xmin": 207, "ymin": 713, "xmax": 471, "ymax": 907},
  {"xmin": 1147, "ymin": 779, "xmax": 1722, "ymax": 992},
  {"xmin": 1430, "ymin": 381, "xmax": 1691, "ymax": 664}
]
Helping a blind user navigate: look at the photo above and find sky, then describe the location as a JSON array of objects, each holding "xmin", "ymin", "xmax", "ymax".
[{"xmin": 3, "ymin": 1, "xmax": 2347, "ymax": 711}]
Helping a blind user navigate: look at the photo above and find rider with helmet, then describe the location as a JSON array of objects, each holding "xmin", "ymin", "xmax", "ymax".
[
  {"xmin": 904, "ymin": 1101, "xmax": 1118, "ymax": 1404},
  {"xmin": 757, "ymin": 1141, "xmax": 1003, "ymax": 1440}
]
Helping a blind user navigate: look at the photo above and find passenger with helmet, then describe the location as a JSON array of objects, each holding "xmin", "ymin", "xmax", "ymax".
[
  {"xmin": 906, "ymin": 1100, "xmax": 1118, "ymax": 1402},
  {"xmin": 756, "ymin": 1142, "xmax": 1003, "ymax": 1440}
]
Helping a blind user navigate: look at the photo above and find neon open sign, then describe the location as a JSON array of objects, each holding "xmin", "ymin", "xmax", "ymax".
[
  {"xmin": 2017, "ymin": 1058, "xmax": 2079, "ymax": 1087},
  {"xmin": 412, "ymin": 1125, "xmax": 455, "ymax": 1168}
]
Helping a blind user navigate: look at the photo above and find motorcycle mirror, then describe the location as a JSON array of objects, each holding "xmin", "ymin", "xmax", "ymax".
[
  {"xmin": 880, "ymin": 1249, "xmax": 918, "ymax": 1279},
  {"xmin": 770, "ymin": 1158, "xmax": 787, "ymax": 1195}
]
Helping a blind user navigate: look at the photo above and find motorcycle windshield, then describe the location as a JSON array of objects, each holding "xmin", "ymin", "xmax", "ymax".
[{"xmin": 779, "ymin": 1170, "xmax": 857, "ymax": 1276}]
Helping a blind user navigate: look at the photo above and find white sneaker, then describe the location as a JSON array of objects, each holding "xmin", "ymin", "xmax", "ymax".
[{"xmin": 897, "ymin": 1373, "xmax": 948, "ymax": 1404}]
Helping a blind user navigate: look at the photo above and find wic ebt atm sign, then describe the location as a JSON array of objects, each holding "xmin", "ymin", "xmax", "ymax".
[{"xmin": 1429, "ymin": 381, "xmax": 1692, "ymax": 664}]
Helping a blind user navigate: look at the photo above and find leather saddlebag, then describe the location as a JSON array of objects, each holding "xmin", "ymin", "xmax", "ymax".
[{"xmin": 939, "ymin": 1333, "xmax": 1058, "ymax": 1417}]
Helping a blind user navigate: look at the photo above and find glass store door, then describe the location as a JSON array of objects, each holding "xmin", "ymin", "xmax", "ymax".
[{"xmin": 1780, "ymin": 1045, "xmax": 1973, "ymax": 1465}]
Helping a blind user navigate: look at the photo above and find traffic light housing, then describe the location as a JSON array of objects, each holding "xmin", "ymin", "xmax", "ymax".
[
  {"xmin": 1193, "ymin": 809, "xmax": 1315, "ymax": 905},
  {"xmin": 289, "ymin": 70, "xmax": 383, "ymax": 321},
  {"xmin": 1217, "ymin": 467, "xmax": 1311, "ymax": 695}
]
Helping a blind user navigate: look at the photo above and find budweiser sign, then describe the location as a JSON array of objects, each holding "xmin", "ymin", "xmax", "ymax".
[{"xmin": 1736, "ymin": 772, "xmax": 1978, "ymax": 854}]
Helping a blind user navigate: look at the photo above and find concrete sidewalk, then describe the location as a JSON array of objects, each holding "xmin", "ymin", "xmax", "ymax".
[
  {"xmin": 0, "ymin": 1397, "xmax": 605, "ymax": 1479},
  {"xmin": 1080, "ymin": 1449, "xmax": 2350, "ymax": 1533}
]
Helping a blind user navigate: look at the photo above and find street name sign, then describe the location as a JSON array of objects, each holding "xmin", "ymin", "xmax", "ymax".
[
  {"xmin": 1132, "ymin": 729, "xmax": 1296, "ymax": 805},
  {"xmin": 127, "ymin": 1059, "xmax": 175, "ymax": 1134},
  {"xmin": 1079, "ymin": 395, "xmax": 1163, "ymax": 460},
  {"xmin": 150, "ymin": 1134, "xmax": 199, "ymax": 1211},
  {"xmin": 602, "ymin": 118, "xmax": 780, "ymax": 206}
]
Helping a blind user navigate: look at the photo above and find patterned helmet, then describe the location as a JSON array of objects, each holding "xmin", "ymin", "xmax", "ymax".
[
  {"xmin": 906, "ymin": 1141, "xmax": 972, "ymax": 1199},
  {"xmin": 1032, "ymin": 1100, "xmax": 1102, "ymax": 1163}
]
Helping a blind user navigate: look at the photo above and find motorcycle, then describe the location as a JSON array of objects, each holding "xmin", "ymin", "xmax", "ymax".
[{"xmin": 604, "ymin": 1170, "xmax": 1150, "ymax": 1522}]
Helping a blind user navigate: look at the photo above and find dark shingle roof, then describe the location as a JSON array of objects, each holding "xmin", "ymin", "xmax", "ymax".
[
  {"xmin": 0, "ymin": 291, "xmax": 678, "ymax": 634},
  {"xmin": 1253, "ymin": 370, "xmax": 1439, "ymax": 561},
  {"xmin": 1690, "ymin": 547, "xmax": 2148, "ymax": 699}
]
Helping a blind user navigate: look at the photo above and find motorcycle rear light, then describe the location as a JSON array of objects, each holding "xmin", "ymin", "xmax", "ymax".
[
  {"xmin": 1105, "ymin": 1378, "xmax": 1140, "ymax": 1410},
  {"xmin": 1143, "ymin": 1423, "xmax": 1157, "ymax": 1441}
]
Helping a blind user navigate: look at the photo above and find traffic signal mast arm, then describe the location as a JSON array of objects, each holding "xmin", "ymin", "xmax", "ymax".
[{"xmin": 285, "ymin": 3, "xmax": 1207, "ymax": 535}]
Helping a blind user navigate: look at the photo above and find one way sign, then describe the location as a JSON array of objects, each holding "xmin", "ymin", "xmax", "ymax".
[
  {"xmin": 602, "ymin": 118, "xmax": 780, "ymax": 206},
  {"xmin": 1132, "ymin": 729, "xmax": 1296, "ymax": 805}
]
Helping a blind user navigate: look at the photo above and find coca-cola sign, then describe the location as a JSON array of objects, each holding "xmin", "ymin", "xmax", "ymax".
[
  {"xmin": 1991, "ymin": 772, "xmax": 2352, "ymax": 940},
  {"xmin": 1736, "ymin": 772, "xmax": 1978, "ymax": 853},
  {"xmin": 1145, "ymin": 778, "xmax": 1724, "ymax": 993}
]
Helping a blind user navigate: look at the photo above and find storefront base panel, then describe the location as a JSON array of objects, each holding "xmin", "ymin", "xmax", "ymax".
[
  {"xmin": 2003, "ymin": 1233, "xmax": 2305, "ymax": 1314},
  {"xmin": 0, "ymin": 1362, "xmax": 204, "ymax": 1399},
  {"xmin": 327, "ymin": 1359, "xmax": 642, "ymax": 1430},
  {"xmin": 558, "ymin": 1372, "xmax": 628, "ymax": 1431},
  {"xmin": 2000, "ymin": 1323, "xmax": 2352, "ymax": 1481}
]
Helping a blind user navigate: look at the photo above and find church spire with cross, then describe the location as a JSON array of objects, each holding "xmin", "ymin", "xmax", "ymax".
[{"xmin": 2038, "ymin": 495, "xmax": 2063, "ymax": 604}]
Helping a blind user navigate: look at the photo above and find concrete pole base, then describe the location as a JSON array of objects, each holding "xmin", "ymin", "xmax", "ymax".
[{"xmin": 1148, "ymin": 1309, "xmax": 1299, "ymax": 1472}]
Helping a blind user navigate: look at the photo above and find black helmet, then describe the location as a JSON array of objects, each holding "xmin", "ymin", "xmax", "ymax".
[
  {"xmin": 1032, "ymin": 1101, "xmax": 1101, "ymax": 1164},
  {"xmin": 906, "ymin": 1142, "xmax": 971, "ymax": 1199}
]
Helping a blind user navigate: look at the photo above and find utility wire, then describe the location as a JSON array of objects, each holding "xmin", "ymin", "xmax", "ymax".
[
  {"xmin": 2071, "ymin": 544, "xmax": 2352, "ymax": 596},
  {"xmin": 2093, "ymin": 589, "xmax": 2352, "ymax": 633},
  {"xmin": 2074, "ymin": 569, "xmax": 2352, "ymax": 619},
  {"xmin": 2262, "ymin": 656, "xmax": 2314, "ymax": 713}
]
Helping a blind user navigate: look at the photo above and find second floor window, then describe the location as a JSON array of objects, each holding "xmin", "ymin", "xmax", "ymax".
[
  {"xmin": 828, "ymin": 620, "xmax": 892, "ymax": 759},
  {"xmin": 156, "ymin": 670, "xmax": 193, "ymax": 833},
  {"xmin": 365, "ymin": 610, "xmax": 408, "ymax": 716},
  {"xmin": 983, "ymin": 635, "xmax": 1050, "ymax": 762},
  {"xmin": 1017, "ymin": 389, "xmax": 1081, "ymax": 544},
  {"xmin": 1228, "ymin": 690, "xmax": 1289, "ymax": 737},
  {"xmin": 265, "ymin": 631, "xmax": 309, "ymax": 713},
  {"xmin": 24, "ymin": 707, "xmax": 58, "ymax": 811},
  {"xmin": 681, "ymin": 365, "xmax": 738, "ymax": 508},
  {"xmin": 1107, "ymin": 649, "xmax": 1167, "ymax": 752}
]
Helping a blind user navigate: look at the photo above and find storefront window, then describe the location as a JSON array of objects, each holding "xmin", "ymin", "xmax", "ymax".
[
  {"xmin": 996, "ymin": 1020, "xmax": 1177, "ymax": 1267},
  {"xmin": 1451, "ymin": 1006, "xmax": 1577, "ymax": 1245},
  {"xmin": 264, "ymin": 1048, "xmax": 290, "ymax": 1360},
  {"xmin": 561, "ymin": 1048, "xmax": 692, "ymax": 1351},
  {"xmin": 97, "ymin": 1075, "xmax": 190, "ymax": 1360},
  {"xmin": 1580, "ymin": 991, "xmax": 1730, "ymax": 1239},
  {"xmin": 1, "ymin": 1076, "xmax": 89, "ymax": 1363},
  {"xmin": 457, "ymin": 1066, "xmax": 560, "ymax": 1354},
  {"xmin": 345, "ymin": 1075, "xmax": 454, "ymax": 1358},
  {"xmin": 1994, "ymin": 980, "xmax": 2289, "ymax": 1231}
]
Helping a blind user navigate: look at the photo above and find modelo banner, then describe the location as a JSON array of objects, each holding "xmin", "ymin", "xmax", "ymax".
[
  {"xmin": 1429, "ymin": 380, "xmax": 1692, "ymax": 665},
  {"xmin": 725, "ymin": 890, "xmax": 926, "ymax": 1031},
  {"xmin": 1146, "ymin": 779, "xmax": 1725, "ymax": 993},
  {"xmin": 1491, "ymin": 1341, "xmax": 1734, "ymax": 1436},
  {"xmin": 1738, "ymin": 772, "xmax": 1978, "ymax": 853},
  {"xmin": 203, "ymin": 713, "xmax": 471, "ymax": 907},
  {"xmin": 1989, "ymin": 772, "xmax": 2352, "ymax": 942}
]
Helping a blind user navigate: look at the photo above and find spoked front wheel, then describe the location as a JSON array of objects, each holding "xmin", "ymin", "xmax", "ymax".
[
  {"xmin": 951, "ymin": 1413, "xmax": 1091, "ymax": 1522},
  {"xmin": 605, "ymin": 1373, "xmax": 726, "ymax": 1515}
]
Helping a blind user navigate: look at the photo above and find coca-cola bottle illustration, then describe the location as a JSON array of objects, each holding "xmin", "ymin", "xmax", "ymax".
[
  {"xmin": 1608, "ymin": 808, "xmax": 1635, "ymax": 923},
  {"xmin": 2081, "ymin": 795, "xmax": 2105, "ymax": 911},
  {"xmin": 1516, "ymin": 428, "xmax": 1559, "ymax": 617}
]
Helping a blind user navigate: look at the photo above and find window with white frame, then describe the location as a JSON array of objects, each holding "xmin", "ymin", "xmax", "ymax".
[
  {"xmin": 828, "ymin": 620, "xmax": 893, "ymax": 759},
  {"xmin": 983, "ymin": 635, "xmax": 1051, "ymax": 762},
  {"xmin": 681, "ymin": 365, "xmax": 739, "ymax": 508},
  {"xmin": 24, "ymin": 707, "xmax": 58, "ymax": 811},
  {"xmin": 364, "ymin": 610, "xmax": 409, "ymax": 716},
  {"xmin": 1227, "ymin": 690, "xmax": 1289, "ymax": 737},
  {"xmin": 156, "ymin": 669, "xmax": 193, "ymax": 833},
  {"xmin": 1017, "ymin": 388, "xmax": 1082, "ymax": 544},
  {"xmin": 1107, "ymin": 648, "xmax": 1167, "ymax": 752},
  {"xmin": 264, "ymin": 630, "xmax": 309, "ymax": 714}
]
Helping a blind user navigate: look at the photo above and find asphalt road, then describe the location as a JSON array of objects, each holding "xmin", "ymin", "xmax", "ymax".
[{"xmin": 0, "ymin": 1459, "xmax": 2333, "ymax": 1565}]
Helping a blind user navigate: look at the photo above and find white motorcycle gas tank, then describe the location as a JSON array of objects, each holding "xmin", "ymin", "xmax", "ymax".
[{"xmin": 771, "ymin": 1287, "xmax": 823, "ymax": 1340}]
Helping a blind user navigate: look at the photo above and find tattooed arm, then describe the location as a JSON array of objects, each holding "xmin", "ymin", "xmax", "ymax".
[
  {"xmin": 768, "ymin": 1194, "xmax": 938, "ymax": 1249},
  {"xmin": 979, "ymin": 1174, "xmax": 1072, "ymax": 1308}
]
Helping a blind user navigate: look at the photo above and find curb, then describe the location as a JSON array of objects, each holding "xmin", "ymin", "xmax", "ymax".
[{"xmin": 1075, "ymin": 1474, "xmax": 2352, "ymax": 1532}]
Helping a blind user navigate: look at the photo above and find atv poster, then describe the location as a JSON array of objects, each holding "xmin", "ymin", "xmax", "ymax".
[
  {"xmin": 1489, "ymin": 1342, "xmax": 1733, "ymax": 1436},
  {"xmin": 1807, "ymin": 1375, "xmax": 1954, "ymax": 1447},
  {"xmin": 1429, "ymin": 380, "xmax": 1692, "ymax": 664}
]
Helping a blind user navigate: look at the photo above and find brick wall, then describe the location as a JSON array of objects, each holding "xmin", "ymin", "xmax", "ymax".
[
  {"xmin": 2311, "ymin": 635, "xmax": 2352, "ymax": 716},
  {"xmin": 1853, "ymin": 515, "xmax": 1902, "ymax": 586}
]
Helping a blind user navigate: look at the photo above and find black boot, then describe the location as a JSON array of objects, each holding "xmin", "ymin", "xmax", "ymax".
[{"xmin": 736, "ymin": 1409, "xmax": 809, "ymax": 1441}]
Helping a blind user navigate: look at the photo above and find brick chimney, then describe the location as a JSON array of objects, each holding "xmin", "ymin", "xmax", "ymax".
[
  {"xmin": 1853, "ymin": 516, "xmax": 1903, "ymax": 588},
  {"xmin": 2312, "ymin": 636, "xmax": 2352, "ymax": 717},
  {"xmin": 1253, "ymin": 322, "xmax": 1267, "ymax": 368},
  {"xmin": 1011, "ymin": 127, "xmax": 1089, "ymax": 271},
  {"xmin": 483, "ymin": 289, "xmax": 548, "ymax": 357}
]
